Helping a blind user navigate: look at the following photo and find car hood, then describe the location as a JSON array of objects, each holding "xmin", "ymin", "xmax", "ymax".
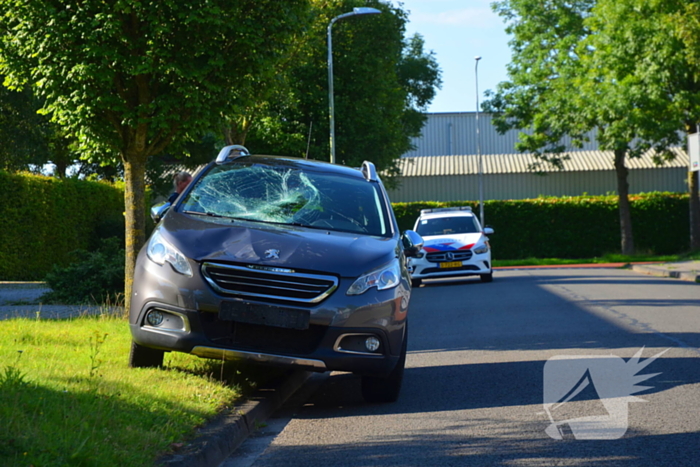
[
  {"xmin": 420, "ymin": 232, "xmax": 486, "ymax": 252},
  {"xmin": 158, "ymin": 211, "xmax": 397, "ymax": 277}
]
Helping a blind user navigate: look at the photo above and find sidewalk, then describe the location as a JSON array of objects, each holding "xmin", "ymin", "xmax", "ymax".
[
  {"xmin": 493, "ymin": 261, "xmax": 700, "ymax": 283},
  {"xmin": 0, "ymin": 282, "xmax": 121, "ymax": 320},
  {"xmin": 630, "ymin": 260, "xmax": 700, "ymax": 283}
]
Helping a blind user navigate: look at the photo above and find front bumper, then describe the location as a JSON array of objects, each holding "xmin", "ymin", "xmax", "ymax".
[
  {"xmin": 409, "ymin": 255, "xmax": 492, "ymax": 280},
  {"xmin": 129, "ymin": 247, "xmax": 409, "ymax": 377},
  {"xmin": 129, "ymin": 303, "xmax": 402, "ymax": 376}
]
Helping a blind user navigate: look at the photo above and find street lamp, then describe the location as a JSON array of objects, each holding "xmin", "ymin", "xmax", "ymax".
[
  {"xmin": 328, "ymin": 7, "xmax": 381, "ymax": 164},
  {"xmin": 475, "ymin": 56, "xmax": 484, "ymax": 227}
]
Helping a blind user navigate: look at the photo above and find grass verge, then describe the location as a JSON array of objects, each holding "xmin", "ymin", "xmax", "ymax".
[
  {"xmin": 492, "ymin": 251, "xmax": 700, "ymax": 268},
  {"xmin": 0, "ymin": 310, "xmax": 276, "ymax": 466}
]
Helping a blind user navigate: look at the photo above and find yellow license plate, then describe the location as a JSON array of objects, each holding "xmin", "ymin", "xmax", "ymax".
[{"xmin": 439, "ymin": 261, "xmax": 462, "ymax": 269}]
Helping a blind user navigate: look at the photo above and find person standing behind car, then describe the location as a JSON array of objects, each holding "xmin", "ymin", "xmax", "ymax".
[{"xmin": 168, "ymin": 171, "xmax": 192, "ymax": 204}]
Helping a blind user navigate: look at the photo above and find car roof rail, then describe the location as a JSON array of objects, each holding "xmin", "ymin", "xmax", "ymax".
[
  {"xmin": 216, "ymin": 145, "xmax": 251, "ymax": 163},
  {"xmin": 420, "ymin": 206, "xmax": 473, "ymax": 215},
  {"xmin": 361, "ymin": 161, "xmax": 378, "ymax": 182}
]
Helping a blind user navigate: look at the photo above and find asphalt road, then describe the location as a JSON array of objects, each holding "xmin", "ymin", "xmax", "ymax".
[{"xmin": 224, "ymin": 267, "xmax": 700, "ymax": 467}]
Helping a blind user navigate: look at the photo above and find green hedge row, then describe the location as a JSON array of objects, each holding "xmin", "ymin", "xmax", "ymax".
[
  {"xmin": 0, "ymin": 172, "xmax": 691, "ymax": 281},
  {"xmin": 0, "ymin": 171, "xmax": 124, "ymax": 281},
  {"xmin": 392, "ymin": 192, "xmax": 690, "ymax": 259}
]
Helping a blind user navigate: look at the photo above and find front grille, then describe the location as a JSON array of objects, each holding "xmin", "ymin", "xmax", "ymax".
[
  {"xmin": 426, "ymin": 250, "xmax": 473, "ymax": 262},
  {"xmin": 200, "ymin": 313, "xmax": 326, "ymax": 355},
  {"xmin": 422, "ymin": 264, "xmax": 481, "ymax": 274},
  {"xmin": 201, "ymin": 262, "xmax": 337, "ymax": 304}
]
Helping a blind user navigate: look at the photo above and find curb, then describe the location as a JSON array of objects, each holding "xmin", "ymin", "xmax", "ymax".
[
  {"xmin": 493, "ymin": 263, "xmax": 628, "ymax": 270},
  {"xmin": 631, "ymin": 264, "xmax": 700, "ymax": 283},
  {"xmin": 157, "ymin": 369, "xmax": 312, "ymax": 467}
]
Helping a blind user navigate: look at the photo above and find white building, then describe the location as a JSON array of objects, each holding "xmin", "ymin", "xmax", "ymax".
[{"xmin": 386, "ymin": 112, "xmax": 689, "ymax": 202}]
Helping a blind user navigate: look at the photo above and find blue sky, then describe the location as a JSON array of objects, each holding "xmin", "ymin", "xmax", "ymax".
[{"xmin": 391, "ymin": 0, "xmax": 512, "ymax": 114}]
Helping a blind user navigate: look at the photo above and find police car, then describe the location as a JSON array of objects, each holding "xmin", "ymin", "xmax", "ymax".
[{"xmin": 407, "ymin": 206, "xmax": 494, "ymax": 286}]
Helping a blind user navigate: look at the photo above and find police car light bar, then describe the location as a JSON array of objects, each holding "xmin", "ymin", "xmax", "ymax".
[{"xmin": 420, "ymin": 206, "xmax": 473, "ymax": 215}]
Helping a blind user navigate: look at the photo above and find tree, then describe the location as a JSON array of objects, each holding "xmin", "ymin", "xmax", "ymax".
[
  {"xmin": 243, "ymin": 0, "xmax": 442, "ymax": 184},
  {"xmin": 582, "ymin": 0, "xmax": 700, "ymax": 251},
  {"xmin": 0, "ymin": 0, "xmax": 311, "ymax": 306},
  {"xmin": 0, "ymin": 82, "xmax": 50, "ymax": 172},
  {"xmin": 593, "ymin": 0, "xmax": 700, "ymax": 249},
  {"xmin": 0, "ymin": 80, "xmax": 82, "ymax": 177},
  {"xmin": 672, "ymin": 2, "xmax": 700, "ymax": 250},
  {"xmin": 219, "ymin": 7, "xmax": 316, "ymax": 148},
  {"xmin": 486, "ymin": 0, "xmax": 688, "ymax": 255}
]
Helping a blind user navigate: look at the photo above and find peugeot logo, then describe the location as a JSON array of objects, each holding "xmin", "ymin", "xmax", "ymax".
[
  {"xmin": 446, "ymin": 252, "xmax": 454, "ymax": 261},
  {"xmin": 264, "ymin": 249, "xmax": 280, "ymax": 260}
]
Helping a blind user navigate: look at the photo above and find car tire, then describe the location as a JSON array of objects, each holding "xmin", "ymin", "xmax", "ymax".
[
  {"xmin": 480, "ymin": 272, "xmax": 493, "ymax": 283},
  {"xmin": 411, "ymin": 278, "xmax": 422, "ymax": 287},
  {"xmin": 361, "ymin": 325, "xmax": 407, "ymax": 403},
  {"xmin": 129, "ymin": 341, "xmax": 164, "ymax": 368}
]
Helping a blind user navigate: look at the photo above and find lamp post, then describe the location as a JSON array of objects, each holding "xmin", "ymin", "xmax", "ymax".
[
  {"xmin": 328, "ymin": 7, "xmax": 381, "ymax": 164},
  {"xmin": 475, "ymin": 56, "xmax": 484, "ymax": 227}
]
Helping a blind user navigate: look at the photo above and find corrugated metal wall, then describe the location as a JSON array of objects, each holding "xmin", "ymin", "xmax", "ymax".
[
  {"xmin": 395, "ymin": 149, "xmax": 689, "ymax": 176},
  {"xmin": 391, "ymin": 112, "xmax": 690, "ymax": 202},
  {"xmin": 402, "ymin": 112, "xmax": 600, "ymax": 158},
  {"xmin": 386, "ymin": 168, "xmax": 689, "ymax": 202}
]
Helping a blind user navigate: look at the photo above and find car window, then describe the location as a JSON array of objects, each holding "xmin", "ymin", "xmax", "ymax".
[
  {"xmin": 416, "ymin": 216, "xmax": 478, "ymax": 236},
  {"xmin": 181, "ymin": 163, "xmax": 390, "ymax": 236}
]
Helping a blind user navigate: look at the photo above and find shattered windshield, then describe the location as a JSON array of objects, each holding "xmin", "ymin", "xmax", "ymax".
[{"xmin": 181, "ymin": 162, "xmax": 390, "ymax": 236}]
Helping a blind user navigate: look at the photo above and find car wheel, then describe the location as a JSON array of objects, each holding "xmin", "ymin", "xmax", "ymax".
[
  {"xmin": 411, "ymin": 278, "xmax": 422, "ymax": 287},
  {"xmin": 480, "ymin": 272, "xmax": 493, "ymax": 283},
  {"xmin": 361, "ymin": 325, "xmax": 407, "ymax": 403},
  {"xmin": 129, "ymin": 341, "xmax": 164, "ymax": 368}
]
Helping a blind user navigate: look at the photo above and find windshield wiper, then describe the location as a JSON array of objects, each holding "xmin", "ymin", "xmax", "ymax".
[{"xmin": 183, "ymin": 210, "xmax": 235, "ymax": 221}]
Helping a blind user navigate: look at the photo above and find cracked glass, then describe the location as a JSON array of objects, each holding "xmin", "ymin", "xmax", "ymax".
[{"xmin": 181, "ymin": 162, "xmax": 390, "ymax": 236}]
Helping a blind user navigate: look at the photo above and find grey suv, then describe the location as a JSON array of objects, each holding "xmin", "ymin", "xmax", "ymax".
[{"xmin": 128, "ymin": 146, "xmax": 423, "ymax": 402}]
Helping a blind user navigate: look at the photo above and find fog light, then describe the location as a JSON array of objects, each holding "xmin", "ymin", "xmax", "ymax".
[
  {"xmin": 146, "ymin": 310, "xmax": 164, "ymax": 327},
  {"xmin": 365, "ymin": 336, "xmax": 381, "ymax": 352}
]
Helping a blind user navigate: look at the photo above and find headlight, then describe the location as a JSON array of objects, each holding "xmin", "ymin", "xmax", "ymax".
[
  {"xmin": 472, "ymin": 243, "xmax": 490, "ymax": 255},
  {"xmin": 347, "ymin": 260, "xmax": 401, "ymax": 295},
  {"xmin": 147, "ymin": 229, "xmax": 193, "ymax": 276}
]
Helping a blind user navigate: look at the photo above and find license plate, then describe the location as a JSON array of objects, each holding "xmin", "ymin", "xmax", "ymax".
[
  {"xmin": 219, "ymin": 301, "xmax": 310, "ymax": 330},
  {"xmin": 439, "ymin": 261, "xmax": 463, "ymax": 269}
]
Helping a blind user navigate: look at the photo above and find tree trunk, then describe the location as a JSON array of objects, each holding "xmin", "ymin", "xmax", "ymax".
[
  {"xmin": 614, "ymin": 148, "xmax": 635, "ymax": 255},
  {"xmin": 224, "ymin": 116, "xmax": 252, "ymax": 145},
  {"xmin": 53, "ymin": 160, "xmax": 68, "ymax": 178},
  {"xmin": 690, "ymin": 170, "xmax": 700, "ymax": 251},
  {"xmin": 123, "ymin": 156, "xmax": 148, "ymax": 311}
]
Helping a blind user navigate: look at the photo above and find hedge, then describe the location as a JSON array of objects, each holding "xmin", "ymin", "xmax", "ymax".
[
  {"xmin": 0, "ymin": 171, "xmax": 124, "ymax": 281},
  {"xmin": 0, "ymin": 171, "xmax": 692, "ymax": 281},
  {"xmin": 392, "ymin": 192, "xmax": 690, "ymax": 260}
]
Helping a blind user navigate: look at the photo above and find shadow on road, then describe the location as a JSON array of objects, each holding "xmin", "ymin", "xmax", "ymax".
[
  {"xmin": 254, "ymin": 424, "xmax": 700, "ymax": 467},
  {"xmin": 250, "ymin": 268, "xmax": 700, "ymax": 466},
  {"xmin": 301, "ymin": 355, "xmax": 697, "ymax": 416}
]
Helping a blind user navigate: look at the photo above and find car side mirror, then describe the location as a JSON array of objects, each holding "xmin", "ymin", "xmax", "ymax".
[
  {"xmin": 150, "ymin": 202, "xmax": 171, "ymax": 223},
  {"xmin": 401, "ymin": 230, "xmax": 424, "ymax": 257},
  {"xmin": 484, "ymin": 226, "xmax": 494, "ymax": 235}
]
